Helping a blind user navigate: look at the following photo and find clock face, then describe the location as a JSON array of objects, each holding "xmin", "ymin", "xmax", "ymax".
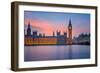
[{"xmin": 69, "ymin": 26, "xmax": 72, "ymax": 29}]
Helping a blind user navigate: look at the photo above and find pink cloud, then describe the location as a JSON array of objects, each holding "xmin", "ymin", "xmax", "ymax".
[
  {"xmin": 25, "ymin": 18, "xmax": 67, "ymax": 36},
  {"xmin": 25, "ymin": 18, "xmax": 89, "ymax": 38}
]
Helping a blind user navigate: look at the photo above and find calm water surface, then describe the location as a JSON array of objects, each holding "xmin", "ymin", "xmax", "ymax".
[{"xmin": 24, "ymin": 45, "xmax": 90, "ymax": 61}]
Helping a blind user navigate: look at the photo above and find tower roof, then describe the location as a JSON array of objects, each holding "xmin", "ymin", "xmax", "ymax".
[
  {"xmin": 69, "ymin": 19, "xmax": 72, "ymax": 26},
  {"xmin": 28, "ymin": 22, "xmax": 30, "ymax": 25},
  {"xmin": 28, "ymin": 22, "xmax": 31, "ymax": 28}
]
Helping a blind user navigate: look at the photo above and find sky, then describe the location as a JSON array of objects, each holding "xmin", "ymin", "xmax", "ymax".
[{"xmin": 24, "ymin": 11, "xmax": 90, "ymax": 38}]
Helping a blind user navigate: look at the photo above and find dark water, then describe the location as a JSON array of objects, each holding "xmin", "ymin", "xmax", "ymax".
[{"xmin": 24, "ymin": 45, "xmax": 90, "ymax": 61}]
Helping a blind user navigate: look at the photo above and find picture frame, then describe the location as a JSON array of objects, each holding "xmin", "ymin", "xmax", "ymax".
[{"xmin": 11, "ymin": 1, "xmax": 97, "ymax": 71}]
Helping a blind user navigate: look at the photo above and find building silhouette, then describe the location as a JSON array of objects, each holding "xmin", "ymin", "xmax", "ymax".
[
  {"xmin": 73, "ymin": 33, "xmax": 90, "ymax": 45},
  {"xmin": 27, "ymin": 22, "xmax": 31, "ymax": 36},
  {"xmin": 25, "ymin": 19, "xmax": 72, "ymax": 45}
]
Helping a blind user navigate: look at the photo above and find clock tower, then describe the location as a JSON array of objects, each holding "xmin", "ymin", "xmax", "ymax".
[{"xmin": 68, "ymin": 19, "xmax": 72, "ymax": 44}]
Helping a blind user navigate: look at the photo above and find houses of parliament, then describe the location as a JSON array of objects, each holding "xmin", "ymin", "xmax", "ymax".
[{"xmin": 25, "ymin": 19, "xmax": 72, "ymax": 45}]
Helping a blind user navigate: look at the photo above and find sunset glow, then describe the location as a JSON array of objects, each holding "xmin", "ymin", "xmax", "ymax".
[{"xmin": 24, "ymin": 11, "xmax": 90, "ymax": 38}]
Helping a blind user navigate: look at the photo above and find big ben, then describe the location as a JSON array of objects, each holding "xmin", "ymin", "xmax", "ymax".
[{"xmin": 68, "ymin": 19, "xmax": 72, "ymax": 45}]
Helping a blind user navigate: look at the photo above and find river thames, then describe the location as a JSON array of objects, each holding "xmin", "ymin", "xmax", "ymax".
[{"xmin": 24, "ymin": 45, "xmax": 90, "ymax": 61}]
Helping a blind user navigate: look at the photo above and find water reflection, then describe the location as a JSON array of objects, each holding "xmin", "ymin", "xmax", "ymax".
[
  {"xmin": 68, "ymin": 45, "xmax": 72, "ymax": 59},
  {"xmin": 24, "ymin": 45, "xmax": 90, "ymax": 61}
]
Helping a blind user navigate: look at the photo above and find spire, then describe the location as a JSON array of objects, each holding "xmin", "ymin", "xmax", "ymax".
[
  {"xmin": 69, "ymin": 19, "xmax": 72, "ymax": 27},
  {"xmin": 53, "ymin": 31, "xmax": 55, "ymax": 36},
  {"xmin": 28, "ymin": 22, "xmax": 30, "ymax": 28},
  {"xmin": 27, "ymin": 22, "xmax": 31, "ymax": 36}
]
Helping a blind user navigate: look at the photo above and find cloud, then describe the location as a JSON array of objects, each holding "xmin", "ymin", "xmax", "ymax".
[
  {"xmin": 25, "ymin": 18, "xmax": 67, "ymax": 36},
  {"xmin": 25, "ymin": 18, "xmax": 55, "ymax": 36}
]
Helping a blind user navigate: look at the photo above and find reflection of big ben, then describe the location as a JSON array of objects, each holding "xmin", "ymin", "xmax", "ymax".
[{"xmin": 68, "ymin": 19, "xmax": 72, "ymax": 45}]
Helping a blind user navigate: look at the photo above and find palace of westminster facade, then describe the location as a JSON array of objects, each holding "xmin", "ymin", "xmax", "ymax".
[{"xmin": 24, "ymin": 19, "xmax": 72, "ymax": 45}]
